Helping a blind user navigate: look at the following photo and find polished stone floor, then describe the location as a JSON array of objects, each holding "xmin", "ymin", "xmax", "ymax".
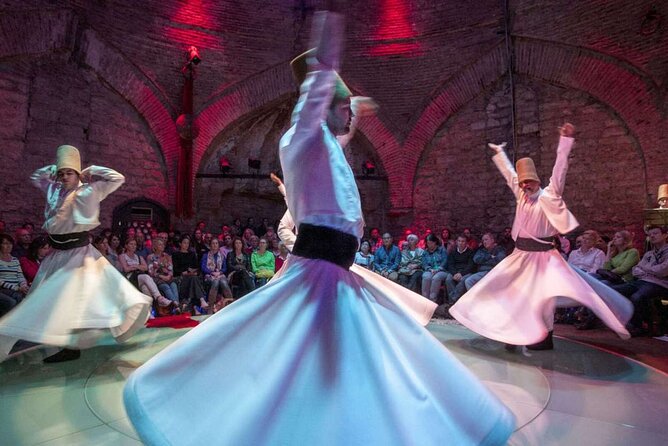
[{"xmin": 1, "ymin": 320, "xmax": 667, "ymax": 445}]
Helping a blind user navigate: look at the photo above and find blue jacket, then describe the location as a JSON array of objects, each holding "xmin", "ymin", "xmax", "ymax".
[
  {"xmin": 422, "ymin": 246, "xmax": 448, "ymax": 272},
  {"xmin": 373, "ymin": 244, "xmax": 401, "ymax": 272}
]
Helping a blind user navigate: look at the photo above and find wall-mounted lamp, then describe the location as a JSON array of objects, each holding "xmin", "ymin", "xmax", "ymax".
[{"xmin": 219, "ymin": 157, "xmax": 232, "ymax": 174}]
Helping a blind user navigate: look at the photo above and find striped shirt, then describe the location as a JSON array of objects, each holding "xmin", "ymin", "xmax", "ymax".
[{"xmin": 0, "ymin": 257, "xmax": 27, "ymax": 291}]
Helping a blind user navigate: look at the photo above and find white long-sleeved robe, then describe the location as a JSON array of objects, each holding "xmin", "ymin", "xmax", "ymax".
[
  {"xmin": 450, "ymin": 139, "xmax": 633, "ymax": 344},
  {"xmin": 0, "ymin": 165, "xmax": 151, "ymax": 359}
]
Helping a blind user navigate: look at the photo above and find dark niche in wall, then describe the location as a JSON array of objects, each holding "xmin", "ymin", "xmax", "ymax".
[{"xmin": 112, "ymin": 197, "xmax": 170, "ymax": 233}]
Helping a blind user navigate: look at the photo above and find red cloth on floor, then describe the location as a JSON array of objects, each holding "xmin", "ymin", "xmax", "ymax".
[{"xmin": 146, "ymin": 314, "xmax": 199, "ymax": 329}]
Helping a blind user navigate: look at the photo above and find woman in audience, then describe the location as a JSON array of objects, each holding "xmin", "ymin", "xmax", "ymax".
[
  {"xmin": 251, "ymin": 238, "xmax": 275, "ymax": 287},
  {"xmin": 94, "ymin": 235, "xmax": 118, "ymax": 270},
  {"xmin": 119, "ymin": 238, "xmax": 173, "ymax": 315},
  {"xmin": 0, "ymin": 234, "xmax": 29, "ymax": 316},
  {"xmin": 108, "ymin": 233, "xmax": 122, "ymax": 268},
  {"xmin": 592, "ymin": 230, "xmax": 639, "ymax": 285},
  {"xmin": 19, "ymin": 236, "xmax": 50, "ymax": 286},
  {"xmin": 146, "ymin": 238, "xmax": 180, "ymax": 308},
  {"xmin": 226, "ymin": 237, "xmax": 255, "ymax": 298},
  {"xmin": 398, "ymin": 234, "xmax": 424, "ymax": 292},
  {"xmin": 241, "ymin": 228, "xmax": 255, "ymax": 254},
  {"xmin": 421, "ymin": 233, "xmax": 448, "ymax": 302},
  {"xmin": 172, "ymin": 235, "xmax": 208, "ymax": 313},
  {"xmin": 354, "ymin": 240, "xmax": 374, "ymax": 269},
  {"xmin": 201, "ymin": 237, "xmax": 233, "ymax": 313},
  {"xmin": 441, "ymin": 228, "xmax": 455, "ymax": 253}
]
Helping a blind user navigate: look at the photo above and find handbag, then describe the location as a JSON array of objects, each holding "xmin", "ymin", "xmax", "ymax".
[{"xmin": 595, "ymin": 268, "xmax": 623, "ymax": 284}]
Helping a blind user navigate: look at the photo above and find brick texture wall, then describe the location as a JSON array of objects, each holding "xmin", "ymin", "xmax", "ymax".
[{"xmin": 0, "ymin": 0, "xmax": 665, "ymax": 240}]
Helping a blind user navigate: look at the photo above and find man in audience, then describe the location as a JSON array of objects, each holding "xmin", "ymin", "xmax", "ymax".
[
  {"xmin": 612, "ymin": 225, "xmax": 668, "ymax": 336},
  {"xmin": 444, "ymin": 235, "xmax": 475, "ymax": 302},
  {"xmin": 568, "ymin": 229, "xmax": 606, "ymax": 273},
  {"xmin": 463, "ymin": 228, "xmax": 479, "ymax": 250},
  {"xmin": 373, "ymin": 233, "xmax": 401, "ymax": 282},
  {"xmin": 497, "ymin": 226, "xmax": 515, "ymax": 255},
  {"xmin": 398, "ymin": 234, "xmax": 424, "ymax": 292},
  {"xmin": 368, "ymin": 227, "xmax": 382, "ymax": 254},
  {"xmin": 465, "ymin": 232, "xmax": 506, "ymax": 290},
  {"xmin": 11, "ymin": 228, "xmax": 31, "ymax": 259},
  {"xmin": 135, "ymin": 231, "xmax": 150, "ymax": 259}
]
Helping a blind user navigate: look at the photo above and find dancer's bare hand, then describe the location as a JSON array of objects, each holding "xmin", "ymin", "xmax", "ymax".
[
  {"xmin": 488, "ymin": 142, "xmax": 507, "ymax": 154},
  {"xmin": 351, "ymin": 97, "xmax": 379, "ymax": 118},
  {"xmin": 559, "ymin": 123, "xmax": 575, "ymax": 137},
  {"xmin": 270, "ymin": 172, "xmax": 283, "ymax": 187}
]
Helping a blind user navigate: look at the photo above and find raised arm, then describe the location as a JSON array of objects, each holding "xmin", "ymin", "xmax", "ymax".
[
  {"xmin": 545, "ymin": 123, "xmax": 575, "ymax": 197},
  {"xmin": 80, "ymin": 165, "xmax": 125, "ymax": 200},
  {"xmin": 289, "ymin": 12, "xmax": 344, "ymax": 139},
  {"xmin": 30, "ymin": 165, "xmax": 57, "ymax": 194},
  {"xmin": 490, "ymin": 143, "xmax": 520, "ymax": 200}
]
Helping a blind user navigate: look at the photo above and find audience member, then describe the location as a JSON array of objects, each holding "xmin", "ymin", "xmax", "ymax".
[
  {"xmin": 373, "ymin": 233, "xmax": 401, "ymax": 282},
  {"xmin": 591, "ymin": 230, "xmax": 639, "ymax": 285},
  {"xmin": 119, "ymin": 238, "xmax": 172, "ymax": 313},
  {"xmin": 226, "ymin": 237, "xmax": 255, "ymax": 298},
  {"xmin": 354, "ymin": 240, "xmax": 374, "ymax": 269},
  {"xmin": 275, "ymin": 241, "xmax": 289, "ymax": 272},
  {"xmin": 463, "ymin": 228, "xmax": 479, "ymax": 251},
  {"xmin": 398, "ymin": 234, "xmax": 424, "ymax": 292},
  {"xmin": 0, "ymin": 233, "xmax": 29, "ymax": 316},
  {"xmin": 421, "ymin": 234, "xmax": 448, "ymax": 302},
  {"xmin": 497, "ymin": 226, "xmax": 515, "ymax": 255},
  {"xmin": 612, "ymin": 226, "xmax": 668, "ymax": 336},
  {"xmin": 19, "ymin": 236, "xmax": 50, "ymax": 286},
  {"xmin": 441, "ymin": 228, "xmax": 455, "ymax": 254},
  {"xmin": 201, "ymin": 237, "xmax": 233, "ymax": 312},
  {"xmin": 368, "ymin": 227, "xmax": 382, "ymax": 254},
  {"xmin": 251, "ymin": 238, "xmax": 275, "ymax": 287},
  {"xmin": 568, "ymin": 230, "xmax": 605, "ymax": 273},
  {"xmin": 444, "ymin": 235, "xmax": 475, "ymax": 303},
  {"xmin": 465, "ymin": 233, "xmax": 506, "ymax": 290},
  {"xmin": 11, "ymin": 228, "xmax": 31, "ymax": 258},
  {"xmin": 146, "ymin": 238, "xmax": 180, "ymax": 307},
  {"xmin": 172, "ymin": 235, "xmax": 208, "ymax": 313}
]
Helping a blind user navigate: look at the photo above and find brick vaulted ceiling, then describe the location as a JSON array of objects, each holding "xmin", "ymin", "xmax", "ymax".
[{"xmin": 1, "ymin": 0, "xmax": 666, "ymax": 211}]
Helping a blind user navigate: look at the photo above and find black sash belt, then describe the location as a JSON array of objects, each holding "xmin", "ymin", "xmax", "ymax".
[
  {"xmin": 292, "ymin": 223, "xmax": 358, "ymax": 269},
  {"xmin": 49, "ymin": 231, "xmax": 90, "ymax": 250},
  {"xmin": 515, "ymin": 236, "xmax": 555, "ymax": 252}
]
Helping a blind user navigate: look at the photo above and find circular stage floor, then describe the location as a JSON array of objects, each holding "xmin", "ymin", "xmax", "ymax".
[{"xmin": 1, "ymin": 319, "xmax": 667, "ymax": 445}]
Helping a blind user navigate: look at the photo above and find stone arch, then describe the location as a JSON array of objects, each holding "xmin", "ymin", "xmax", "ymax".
[
  {"xmin": 401, "ymin": 38, "xmax": 665, "ymax": 210},
  {"xmin": 1, "ymin": 9, "xmax": 176, "ymax": 207}
]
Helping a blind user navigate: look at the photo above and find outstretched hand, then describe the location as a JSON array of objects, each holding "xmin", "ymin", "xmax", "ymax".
[
  {"xmin": 269, "ymin": 172, "xmax": 283, "ymax": 187},
  {"xmin": 488, "ymin": 142, "xmax": 507, "ymax": 154},
  {"xmin": 351, "ymin": 97, "xmax": 379, "ymax": 118},
  {"xmin": 559, "ymin": 123, "xmax": 575, "ymax": 137}
]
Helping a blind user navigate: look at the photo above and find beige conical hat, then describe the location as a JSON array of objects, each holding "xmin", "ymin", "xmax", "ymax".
[
  {"xmin": 658, "ymin": 184, "xmax": 668, "ymax": 201},
  {"xmin": 290, "ymin": 49, "xmax": 352, "ymax": 101},
  {"xmin": 516, "ymin": 157, "xmax": 540, "ymax": 183},
  {"xmin": 56, "ymin": 145, "xmax": 81, "ymax": 174}
]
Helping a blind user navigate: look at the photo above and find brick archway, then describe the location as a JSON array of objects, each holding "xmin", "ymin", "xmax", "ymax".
[
  {"xmin": 400, "ymin": 39, "xmax": 665, "ymax": 211},
  {"xmin": 1, "ymin": 9, "xmax": 176, "ymax": 207}
]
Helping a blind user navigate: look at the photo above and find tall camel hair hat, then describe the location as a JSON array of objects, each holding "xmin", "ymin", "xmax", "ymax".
[
  {"xmin": 56, "ymin": 145, "xmax": 81, "ymax": 174},
  {"xmin": 658, "ymin": 184, "xmax": 668, "ymax": 202},
  {"xmin": 515, "ymin": 157, "xmax": 540, "ymax": 183},
  {"xmin": 290, "ymin": 48, "xmax": 352, "ymax": 102}
]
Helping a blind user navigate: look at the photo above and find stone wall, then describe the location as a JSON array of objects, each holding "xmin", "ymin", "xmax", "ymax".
[
  {"xmin": 414, "ymin": 78, "xmax": 647, "ymax": 240},
  {"xmin": 0, "ymin": 56, "xmax": 167, "ymax": 232}
]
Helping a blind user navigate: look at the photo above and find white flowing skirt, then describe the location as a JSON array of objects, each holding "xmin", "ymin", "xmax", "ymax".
[
  {"xmin": 0, "ymin": 245, "xmax": 151, "ymax": 358},
  {"xmin": 124, "ymin": 255, "xmax": 515, "ymax": 446},
  {"xmin": 450, "ymin": 248, "xmax": 633, "ymax": 345}
]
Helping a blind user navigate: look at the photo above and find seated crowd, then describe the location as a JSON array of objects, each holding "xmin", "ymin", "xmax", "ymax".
[{"xmin": 0, "ymin": 216, "xmax": 667, "ymax": 337}]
